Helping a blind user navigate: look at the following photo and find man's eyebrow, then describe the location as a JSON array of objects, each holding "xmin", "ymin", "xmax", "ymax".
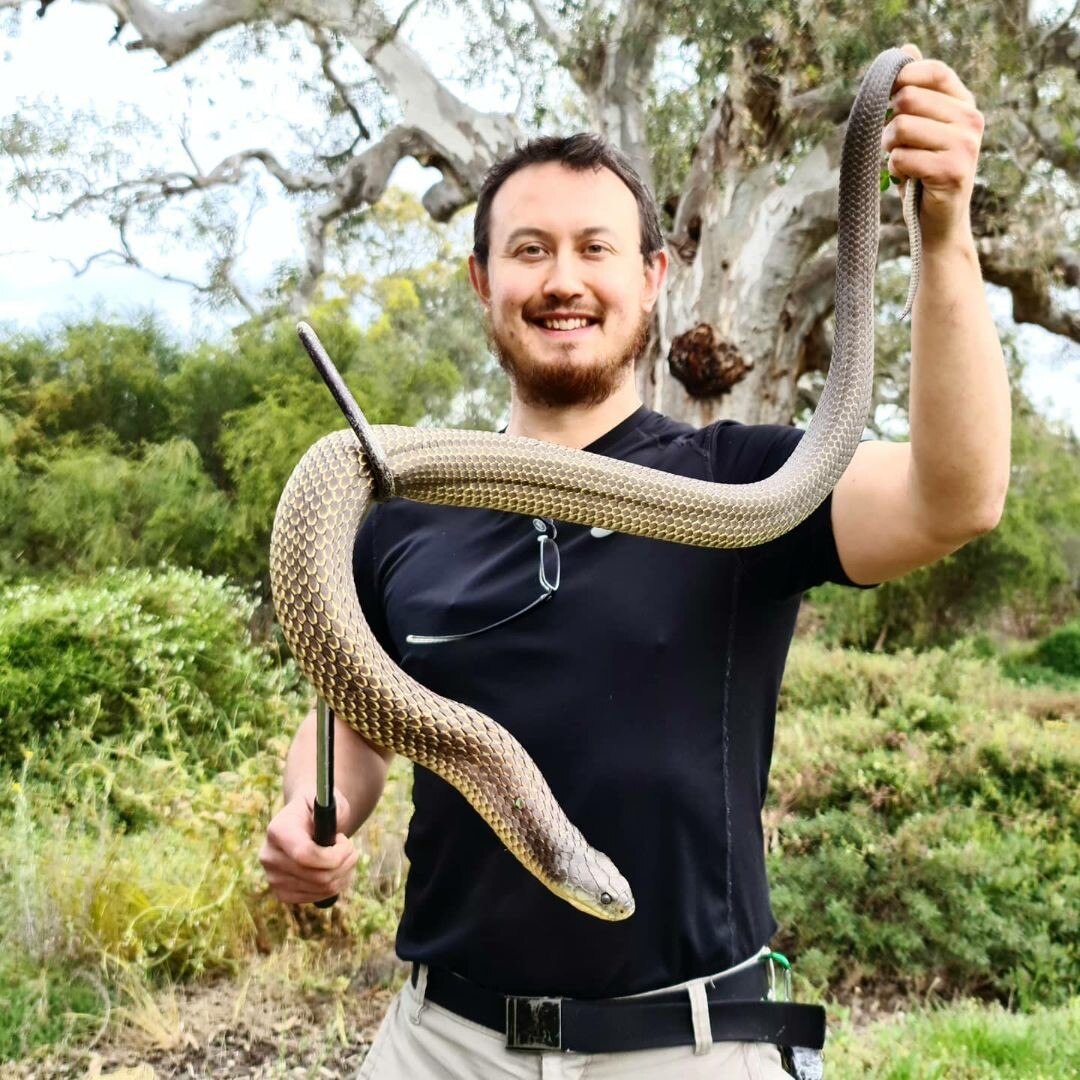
[{"xmin": 503, "ymin": 226, "xmax": 618, "ymax": 247}]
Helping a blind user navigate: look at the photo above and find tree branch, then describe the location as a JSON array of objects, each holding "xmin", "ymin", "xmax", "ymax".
[
  {"xmin": 518, "ymin": 0, "xmax": 573, "ymax": 63},
  {"xmin": 1035, "ymin": 1, "xmax": 1080, "ymax": 70},
  {"xmin": 51, "ymin": 208, "xmax": 259, "ymax": 316},
  {"xmin": 309, "ymin": 23, "xmax": 370, "ymax": 151},
  {"xmin": 787, "ymin": 79, "xmax": 854, "ymax": 127},
  {"xmin": 34, "ymin": 145, "xmax": 332, "ymax": 224},
  {"xmin": 977, "ymin": 237, "xmax": 1080, "ymax": 341},
  {"xmin": 296, "ymin": 124, "xmax": 433, "ymax": 308}
]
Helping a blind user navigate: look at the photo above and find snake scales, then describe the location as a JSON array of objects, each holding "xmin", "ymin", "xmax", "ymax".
[{"xmin": 270, "ymin": 49, "xmax": 921, "ymax": 921}]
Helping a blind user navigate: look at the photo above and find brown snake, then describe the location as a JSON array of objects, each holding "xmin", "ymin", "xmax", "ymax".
[{"xmin": 270, "ymin": 49, "xmax": 921, "ymax": 921}]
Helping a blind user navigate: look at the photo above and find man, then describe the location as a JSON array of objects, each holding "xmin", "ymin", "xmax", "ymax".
[{"xmin": 260, "ymin": 43, "xmax": 1009, "ymax": 1078}]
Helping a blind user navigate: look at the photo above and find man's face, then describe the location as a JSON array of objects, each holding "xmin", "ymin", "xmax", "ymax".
[{"xmin": 469, "ymin": 162, "xmax": 667, "ymax": 408}]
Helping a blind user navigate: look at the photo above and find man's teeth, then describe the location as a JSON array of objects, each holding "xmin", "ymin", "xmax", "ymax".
[{"xmin": 539, "ymin": 317, "xmax": 592, "ymax": 330}]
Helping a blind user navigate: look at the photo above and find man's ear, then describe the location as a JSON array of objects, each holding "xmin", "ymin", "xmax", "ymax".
[
  {"xmin": 641, "ymin": 249, "xmax": 669, "ymax": 312},
  {"xmin": 468, "ymin": 253, "xmax": 491, "ymax": 306}
]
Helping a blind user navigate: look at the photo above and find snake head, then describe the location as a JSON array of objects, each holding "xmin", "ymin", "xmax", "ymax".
[{"xmin": 559, "ymin": 847, "xmax": 635, "ymax": 922}]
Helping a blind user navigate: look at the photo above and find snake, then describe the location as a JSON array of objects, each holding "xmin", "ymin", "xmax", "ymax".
[{"xmin": 270, "ymin": 48, "xmax": 922, "ymax": 921}]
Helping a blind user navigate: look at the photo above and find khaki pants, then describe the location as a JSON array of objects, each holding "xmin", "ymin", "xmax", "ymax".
[{"xmin": 357, "ymin": 961, "xmax": 794, "ymax": 1079}]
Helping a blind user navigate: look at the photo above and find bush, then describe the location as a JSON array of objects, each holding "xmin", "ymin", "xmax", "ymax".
[
  {"xmin": 0, "ymin": 955, "xmax": 106, "ymax": 1062},
  {"xmin": 0, "ymin": 733, "xmax": 284, "ymax": 1002},
  {"xmin": 807, "ymin": 392, "xmax": 1080, "ymax": 649},
  {"xmin": 0, "ymin": 567, "xmax": 302, "ymax": 771},
  {"xmin": 769, "ymin": 642, "xmax": 1080, "ymax": 1007},
  {"xmin": 1031, "ymin": 620, "xmax": 1080, "ymax": 678},
  {"xmin": 20, "ymin": 436, "xmax": 232, "ymax": 576}
]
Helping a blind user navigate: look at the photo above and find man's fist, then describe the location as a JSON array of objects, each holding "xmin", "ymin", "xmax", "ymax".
[{"xmin": 260, "ymin": 788, "xmax": 359, "ymax": 905}]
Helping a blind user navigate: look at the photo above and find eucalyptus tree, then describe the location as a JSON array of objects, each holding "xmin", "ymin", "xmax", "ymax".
[{"xmin": 3, "ymin": 0, "xmax": 1077, "ymax": 426}]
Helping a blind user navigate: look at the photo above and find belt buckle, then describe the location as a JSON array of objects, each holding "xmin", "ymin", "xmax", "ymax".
[{"xmin": 505, "ymin": 995, "xmax": 562, "ymax": 1051}]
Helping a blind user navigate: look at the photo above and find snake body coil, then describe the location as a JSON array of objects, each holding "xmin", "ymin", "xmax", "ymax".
[{"xmin": 270, "ymin": 49, "xmax": 920, "ymax": 920}]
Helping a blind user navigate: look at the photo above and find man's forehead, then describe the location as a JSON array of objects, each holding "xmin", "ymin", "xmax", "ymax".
[{"xmin": 489, "ymin": 162, "xmax": 638, "ymax": 241}]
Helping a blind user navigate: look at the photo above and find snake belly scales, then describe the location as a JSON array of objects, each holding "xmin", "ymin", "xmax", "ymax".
[{"xmin": 270, "ymin": 49, "xmax": 921, "ymax": 921}]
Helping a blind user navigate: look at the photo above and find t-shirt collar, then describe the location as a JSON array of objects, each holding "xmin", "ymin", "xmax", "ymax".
[{"xmin": 498, "ymin": 404, "xmax": 650, "ymax": 456}]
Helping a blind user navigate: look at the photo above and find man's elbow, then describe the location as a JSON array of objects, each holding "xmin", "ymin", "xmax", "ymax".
[
  {"xmin": 937, "ymin": 489, "xmax": 1008, "ymax": 546},
  {"xmin": 971, "ymin": 468, "xmax": 1010, "ymax": 537},
  {"xmin": 920, "ymin": 482, "xmax": 1008, "ymax": 549},
  {"xmin": 970, "ymin": 491, "xmax": 1007, "ymax": 537}
]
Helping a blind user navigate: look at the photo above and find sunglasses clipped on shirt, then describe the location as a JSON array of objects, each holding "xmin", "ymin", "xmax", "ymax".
[{"xmin": 406, "ymin": 518, "xmax": 561, "ymax": 646}]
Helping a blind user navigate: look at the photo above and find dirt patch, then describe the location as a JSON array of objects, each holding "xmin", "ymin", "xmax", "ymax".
[{"xmin": 1, "ymin": 951, "xmax": 408, "ymax": 1080}]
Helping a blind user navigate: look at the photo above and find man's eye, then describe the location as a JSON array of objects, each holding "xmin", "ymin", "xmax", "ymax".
[
  {"xmin": 586, "ymin": 244, "xmax": 606, "ymax": 254},
  {"xmin": 519, "ymin": 245, "xmax": 545, "ymax": 256}
]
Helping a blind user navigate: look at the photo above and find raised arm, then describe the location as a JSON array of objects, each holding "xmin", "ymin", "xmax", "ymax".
[{"xmin": 832, "ymin": 44, "xmax": 1010, "ymax": 586}]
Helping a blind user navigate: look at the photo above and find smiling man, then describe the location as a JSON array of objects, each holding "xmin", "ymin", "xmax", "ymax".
[
  {"xmin": 261, "ymin": 44, "xmax": 1010, "ymax": 1080},
  {"xmin": 472, "ymin": 157, "xmax": 662, "ymax": 426}
]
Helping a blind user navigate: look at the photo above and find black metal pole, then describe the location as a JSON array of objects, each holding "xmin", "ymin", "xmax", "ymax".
[{"xmin": 313, "ymin": 697, "xmax": 338, "ymax": 908}]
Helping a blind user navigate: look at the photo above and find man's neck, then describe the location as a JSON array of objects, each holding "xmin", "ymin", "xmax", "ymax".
[{"xmin": 504, "ymin": 380, "xmax": 643, "ymax": 450}]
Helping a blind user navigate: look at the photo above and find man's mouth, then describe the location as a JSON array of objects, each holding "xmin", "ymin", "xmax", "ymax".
[{"xmin": 528, "ymin": 314, "xmax": 601, "ymax": 338}]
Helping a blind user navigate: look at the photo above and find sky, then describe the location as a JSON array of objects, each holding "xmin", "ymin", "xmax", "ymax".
[{"xmin": 1, "ymin": 1, "xmax": 1077, "ymax": 432}]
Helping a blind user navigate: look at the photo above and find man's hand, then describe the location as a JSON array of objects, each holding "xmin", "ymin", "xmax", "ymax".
[
  {"xmin": 882, "ymin": 42, "xmax": 985, "ymax": 250},
  {"xmin": 260, "ymin": 788, "xmax": 359, "ymax": 905}
]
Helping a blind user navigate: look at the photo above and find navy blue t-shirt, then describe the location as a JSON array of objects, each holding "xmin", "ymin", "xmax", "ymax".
[{"xmin": 353, "ymin": 406, "xmax": 858, "ymax": 999}]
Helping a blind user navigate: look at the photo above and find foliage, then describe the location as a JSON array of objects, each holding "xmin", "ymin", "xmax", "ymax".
[
  {"xmin": 0, "ymin": 567, "xmax": 301, "ymax": 771},
  {"xmin": 0, "ymin": 633, "xmax": 1074, "ymax": 1063},
  {"xmin": 0, "ymin": 315, "xmax": 181, "ymax": 455},
  {"xmin": 826, "ymin": 997, "xmax": 1080, "ymax": 1080},
  {"xmin": 0, "ymin": 730, "xmax": 410, "ymax": 1055},
  {"xmin": 15, "ymin": 435, "xmax": 231, "ymax": 577},
  {"xmin": 769, "ymin": 641, "xmax": 1080, "ymax": 1009},
  {"xmin": 1031, "ymin": 619, "xmax": 1080, "ymax": 678},
  {"xmin": 0, "ymin": 954, "xmax": 106, "ymax": 1063},
  {"xmin": 998, "ymin": 619, "xmax": 1080, "ymax": 689},
  {"xmin": 0, "ymin": 742, "xmax": 276, "ymax": 1002},
  {"xmin": 0, "ymin": 233, "xmax": 502, "ymax": 588},
  {"xmin": 808, "ymin": 384, "xmax": 1080, "ymax": 649}
]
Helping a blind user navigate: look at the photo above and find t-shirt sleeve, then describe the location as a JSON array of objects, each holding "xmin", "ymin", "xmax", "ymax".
[
  {"xmin": 352, "ymin": 508, "xmax": 399, "ymax": 662},
  {"xmin": 708, "ymin": 421, "xmax": 869, "ymax": 600}
]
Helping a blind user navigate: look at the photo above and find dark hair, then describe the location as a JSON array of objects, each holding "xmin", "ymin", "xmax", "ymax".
[{"xmin": 472, "ymin": 133, "xmax": 664, "ymax": 269}]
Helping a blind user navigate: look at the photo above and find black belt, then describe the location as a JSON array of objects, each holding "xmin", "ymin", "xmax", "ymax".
[{"xmin": 411, "ymin": 964, "xmax": 826, "ymax": 1053}]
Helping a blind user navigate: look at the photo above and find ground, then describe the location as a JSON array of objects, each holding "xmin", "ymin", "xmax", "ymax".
[{"xmin": 0, "ymin": 953, "xmax": 407, "ymax": 1080}]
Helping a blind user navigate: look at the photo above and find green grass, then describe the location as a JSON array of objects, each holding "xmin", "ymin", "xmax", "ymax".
[
  {"xmin": 827, "ymin": 998, "xmax": 1080, "ymax": 1079},
  {"xmin": 0, "ymin": 955, "xmax": 108, "ymax": 1062}
]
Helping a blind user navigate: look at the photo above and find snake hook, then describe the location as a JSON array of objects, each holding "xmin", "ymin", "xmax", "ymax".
[{"xmin": 296, "ymin": 321, "xmax": 396, "ymax": 501}]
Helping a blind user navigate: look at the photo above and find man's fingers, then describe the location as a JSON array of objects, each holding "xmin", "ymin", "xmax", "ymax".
[
  {"xmin": 267, "ymin": 863, "xmax": 357, "ymax": 903},
  {"xmin": 259, "ymin": 789, "xmax": 360, "ymax": 904},
  {"xmin": 889, "ymin": 85, "xmax": 973, "ymax": 126},
  {"xmin": 262, "ymin": 827, "xmax": 357, "ymax": 873},
  {"xmin": 266, "ymin": 797, "xmax": 355, "ymax": 867},
  {"xmin": 260, "ymin": 838, "xmax": 359, "ymax": 904}
]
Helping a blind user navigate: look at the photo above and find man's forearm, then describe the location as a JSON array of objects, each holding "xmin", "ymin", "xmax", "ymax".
[
  {"xmin": 908, "ymin": 232, "xmax": 1011, "ymax": 540},
  {"xmin": 283, "ymin": 706, "xmax": 393, "ymax": 836}
]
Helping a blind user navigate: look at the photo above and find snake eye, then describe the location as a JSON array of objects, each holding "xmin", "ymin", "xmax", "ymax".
[{"xmin": 600, "ymin": 892, "xmax": 613, "ymax": 905}]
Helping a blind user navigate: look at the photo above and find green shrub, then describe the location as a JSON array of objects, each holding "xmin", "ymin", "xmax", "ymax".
[
  {"xmin": 770, "ymin": 642, "xmax": 1080, "ymax": 1007},
  {"xmin": 0, "ymin": 735, "xmax": 283, "ymax": 993},
  {"xmin": 1032, "ymin": 620, "xmax": 1080, "ymax": 678},
  {"xmin": 807, "ymin": 394, "xmax": 1080, "ymax": 649},
  {"xmin": 21, "ymin": 436, "xmax": 231, "ymax": 575},
  {"xmin": 0, "ymin": 567, "xmax": 302, "ymax": 771}
]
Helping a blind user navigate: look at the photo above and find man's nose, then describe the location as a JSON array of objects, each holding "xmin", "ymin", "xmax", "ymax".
[{"xmin": 541, "ymin": 252, "xmax": 585, "ymax": 300}]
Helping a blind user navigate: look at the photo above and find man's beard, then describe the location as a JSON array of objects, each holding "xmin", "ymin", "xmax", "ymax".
[{"xmin": 485, "ymin": 309, "xmax": 652, "ymax": 408}]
